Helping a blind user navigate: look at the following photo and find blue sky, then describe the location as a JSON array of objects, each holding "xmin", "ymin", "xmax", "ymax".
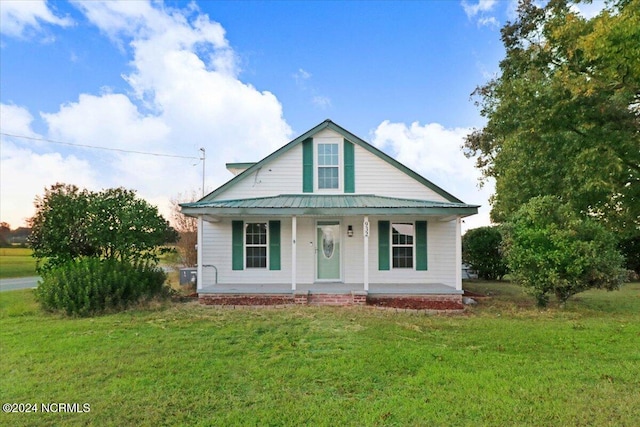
[{"xmin": 0, "ymin": 0, "xmax": 525, "ymax": 230}]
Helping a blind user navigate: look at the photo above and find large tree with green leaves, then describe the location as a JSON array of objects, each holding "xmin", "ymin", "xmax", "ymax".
[
  {"xmin": 464, "ymin": 0, "xmax": 639, "ymax": 236},
  {"xmin": 29, "ymin": 183, "xmax": 177, "ymax": 271}
]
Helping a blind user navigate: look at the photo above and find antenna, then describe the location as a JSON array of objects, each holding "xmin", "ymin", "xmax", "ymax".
[{"xmin": 199, "ymin": 147, "xmax": 206, "ymax": 197}]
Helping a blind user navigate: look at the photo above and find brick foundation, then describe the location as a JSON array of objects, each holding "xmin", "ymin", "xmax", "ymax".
[
  {"xmin": 198, "ymin": 292, "xmax": 463, "ymax": 310},
  {"xmin": 366, "ymin": 294, "xmax": 464, "ymax": 310},
  {"xmin": 199, "ymin": 294, "xmax": 294, "ymax": 306}
]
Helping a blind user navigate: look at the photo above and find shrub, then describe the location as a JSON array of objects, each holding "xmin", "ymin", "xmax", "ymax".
[
  {"xmin": 35, "ymin": 257, "xmax": 167, "ymax": 316},
  {"xmin": 462, "ymin": 226, "xmax": 509, "ymax": 280},
  {"xmin": 503, "ymin": 196, "xmax": 626, "ymax": 307}
]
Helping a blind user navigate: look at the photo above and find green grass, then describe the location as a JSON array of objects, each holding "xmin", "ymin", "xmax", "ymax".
[
  {"xmin": 1, "ymin": 282, "xmax": 639, "ymax": 426},
  {"xmin": 0, "ymin": 248, "xmax": 36, "ymax": 279}
]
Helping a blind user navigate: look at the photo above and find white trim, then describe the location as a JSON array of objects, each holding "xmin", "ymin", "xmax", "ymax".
[
  {"xmin": 292, "ymin": 216, "xmax": 297, "ymax": 291},
  {"xmin": 197, "ymin": 216, "xmax": 203, "ymax": 290},
  {"xmin": 455, "ymin": 217, "xmax": 462, "ymax": 291},
  {"xmin": 364, "ymin": 215, "xmax": 369, "ymax": 291},
  {"xmin": 244, "ymin": 221, "xmax": 269, "ymax": 269},
  {"xmin": 390, "ymin": 221, "xmax": 416, "ymax": 270},
  {"xmin": 314, "ymin": 137, "xmax": 343, "ymax": 193}
]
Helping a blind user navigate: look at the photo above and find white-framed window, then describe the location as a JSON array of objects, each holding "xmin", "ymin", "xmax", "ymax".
[
  {"xmin": 317, "ymin": 143, "xmax": 339, "ymax": 189},
  {"xmin": 245, "ymin": 223, "xmax": 267, "ymax": 268},
  {"xmin": 392, "ymin": 223, "xmax": 414, "ymax": 269}
]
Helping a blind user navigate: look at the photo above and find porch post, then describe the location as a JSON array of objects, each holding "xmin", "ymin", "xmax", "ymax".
[
  {"xmin": 197, "ymin": 216, "xmax": 203, "ymax": 291},
  {"xmin": 363, "ymin": 215, "xmax": 369, "ymax": 291},
  {"xmin": 291, "ymin": 215, "xmax": 297, "ymax": 291},
  {"xmin": 455, "ymin": 217, "xmax": 462, "ymax": 291}
]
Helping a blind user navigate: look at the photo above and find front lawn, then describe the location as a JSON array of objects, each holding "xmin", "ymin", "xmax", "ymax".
[
  {"xmin": 1, "ymin": 282, "xmax": 639, "ymax": 426},
  {"xmin": 0, "ymin": 248, "xmax": 36, "ymax": 279}
]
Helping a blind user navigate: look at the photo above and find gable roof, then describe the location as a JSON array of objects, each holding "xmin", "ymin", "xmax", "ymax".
[{"xmin": 198, "ymin": 119, "xmax": 464, "ymax": 204}]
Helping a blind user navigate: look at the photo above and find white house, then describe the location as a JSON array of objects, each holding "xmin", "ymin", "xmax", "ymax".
[{"xmin": 181, "ymin": 120, "xmax": 478, "ymax": 308}]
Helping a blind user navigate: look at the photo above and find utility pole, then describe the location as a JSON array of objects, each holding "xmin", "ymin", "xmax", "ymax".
[{"xmin": 200, "ymin": 147, "xmax": 206, "ymax": 197}]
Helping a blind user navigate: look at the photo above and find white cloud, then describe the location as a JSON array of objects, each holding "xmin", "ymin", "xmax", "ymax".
[
  {"xmin": 461, "ymin": 0, "xmax": 497, "ymax": 18},
  {"xmin": 293, "ymin": 68, "xmax": 331, "ymax": 110},
  {"xmin": 312, "ymin": 96, "xmax": 332, "ymax": 109},
  {"xmin": 1, "ymin": 1, "xmax": 292, "ymax": 227},
  {"xmin": 371, "ymin": 120, "xmax": 494, "ymax": 232},
  {"xmin": 294, "ymin": 68, "xmax": 312, "ymax": 84},
  {"xmin": 570, "ymin": 1, "xmax": 606, "ymax": 19},
  {"xmin": 477, "ymin": 16, "xmax": 499, "ymax": 29},
  {"xmin": 0, "ymin": 0, "xmax": 72, "ymax": 38},
  {"xmin": 0, "ymin": 103, "xmax": 40, "ymax": 137},
  {"xmin": 461, "ymin": 0, "xmax": 502, "ymax": 29},
  {"xmin": 0, "ymin": 104, "xmax": 98, "ymax": 227}
]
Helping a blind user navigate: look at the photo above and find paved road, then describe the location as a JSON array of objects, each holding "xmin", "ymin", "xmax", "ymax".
[{"xmin": 0, "ymin": 276, "xmax": 40, "ymax": 292}]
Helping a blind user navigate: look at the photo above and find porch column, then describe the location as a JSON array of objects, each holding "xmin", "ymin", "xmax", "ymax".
[
  {"xmin": 197, "ymin": 216, "xmax": 203, "ymax": 291},
  {"xmin": 291, "ymin": 215, "xmax": 297, "ymax": 291},
  {"xmin": 455, "ymin": 217, "xmax": 462, "ymax": 291},
  {"xmin": 363, "ymin": 215, "xmax": 370, "ymax": 291}
]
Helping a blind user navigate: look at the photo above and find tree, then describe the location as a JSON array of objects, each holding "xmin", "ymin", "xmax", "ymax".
[
  {"xmin": 28, "ymin": 184, "xmax": 98, "ymax": 269},
  {"xmin": 503, "ymin": 196, "xmax": 625, "ymax": 307},
  {"xmin": 462, "ymin": 226, "xmax": 509, "ymax": 281},
  {"xmin": 464, "ymin": 0, "xmax": 640, "ymax": 236},
  {"xmin": 170, "ymin": 191, "xmax": 198, "ymax": 267},
  {"xmin": 89, "ymin": 187, "xmax": 178, "ymax": 263},
  {"xmin": 28, "ymin": 183, "xmax": 177, "ymax": 272},
  {"xmin": 0, "ymin": 222, "xmax": 11, "ymax": 247}
]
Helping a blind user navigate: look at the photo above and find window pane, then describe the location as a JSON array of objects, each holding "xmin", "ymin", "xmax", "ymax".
[
  {"xmin": 246, "ymin": 247, "xmax": 267, "ymax": 268},
  {"xmin": 318, "ymin": 143, "xmax": 338, "ymax": 167},
  {"xmin": 245, "ymin": 223, "xmax": 267, "ymax": 245},
  {"xmin": 392, "ymin": 224, "xmax": 414, "ymax": 244},
  {"xmin": 318, "ymin": 167, "xmax": 339, "ymax": 189},
  {"xmin": 393, "ymin": 247, "xmax": 413, "ymax": 268}
]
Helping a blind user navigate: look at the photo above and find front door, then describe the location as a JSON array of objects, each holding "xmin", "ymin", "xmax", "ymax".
[{"xmin": 316, "ymin": 221, "xmax": 341, "ymax": 281}]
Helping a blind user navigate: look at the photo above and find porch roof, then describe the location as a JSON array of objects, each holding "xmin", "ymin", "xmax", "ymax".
[{"xmin": 181, "ymin": 194, "xmax": 479, "ymax": 217}]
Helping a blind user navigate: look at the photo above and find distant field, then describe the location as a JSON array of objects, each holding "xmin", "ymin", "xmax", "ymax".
[
  {"xmin": 0, "ymin": 248, "xmax": 36, "ymax": 279},
  {"xmin": 1, "ymin": 281, "xmax": 638, "ymax": 426}
]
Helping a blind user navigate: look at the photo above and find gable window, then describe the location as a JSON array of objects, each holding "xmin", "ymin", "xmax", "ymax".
[
  {"xmin": 245, "ymin": 223, "xmax": 267, "ymax": 268},
  {"xmin": 317, "ymin": 143, "xmax": 339, "ymax": 189},
  {"xmin": 392, "ymin": 223, "xmax": 414, "ymax": 268}
]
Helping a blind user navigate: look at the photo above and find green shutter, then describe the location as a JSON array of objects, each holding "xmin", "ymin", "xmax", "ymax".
[
  {"xmin": 344, "ymin": 139, "xmax": 355, "ymax": 193},
  {"xmin": 232, "ymin": 221, "xmax": 244, "ymax": 271},
  {"xmin": 302, "ymin": 138, "xmax": 313, "ymax": 193},
  {"xmin": 269, "ymin": 221, "xmax": 281, "ymax": 271},
  {"xmin": 416, "ymin": 221, "xmax": 428, "ymax": 271},
  {"xmin": 378, "ymin": 221, "xmax": 390, "ymax": 271}
]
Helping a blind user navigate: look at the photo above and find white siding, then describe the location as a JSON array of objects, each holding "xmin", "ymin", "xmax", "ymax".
[
  {"xmin": 213, "ymin": 146, "xmax": 303, "ymax": 201},
  {"xmin": 212, "ymin": 127, "xmax": 452, "ymax": 202},
  {"xmin": 354, "ymin": 144, "xmax": 450, "ymax": 202},
  {"xmin": 200, "ymin": 215, "xmax": 458, "ymax": 287},
  {"xmin": 366, "ymin": 217, "xmax": 457, "ymax": 287}
]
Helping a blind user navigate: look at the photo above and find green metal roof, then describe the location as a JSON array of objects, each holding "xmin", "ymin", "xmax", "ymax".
[
  {"xmin": 181, "ymin": 194, "xmax": 479, "ymax": 217},
  {"xmin": 199, "ymin": 119, "xmax": 465, "ymax": 204}
]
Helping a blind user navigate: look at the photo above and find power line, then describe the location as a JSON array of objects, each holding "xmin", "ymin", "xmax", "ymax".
[{"xmin": 0, "ymin": 132, "xmax": 202, "ymax": 160}]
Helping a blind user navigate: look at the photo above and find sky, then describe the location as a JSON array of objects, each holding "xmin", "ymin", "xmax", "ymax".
[{"xmin": 0, "ymin": 0, "xmax": 604, "ymax": 232}]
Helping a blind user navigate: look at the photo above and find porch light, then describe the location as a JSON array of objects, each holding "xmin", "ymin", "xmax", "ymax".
[{"xmin": 347, "ymin": 225, "xmax": 354, "ymax": 237}]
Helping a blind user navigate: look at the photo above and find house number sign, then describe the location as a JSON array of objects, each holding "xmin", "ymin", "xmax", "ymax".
[{"xmin": 363, "ymin": 221, "xmax": 370, "ymax": 237}]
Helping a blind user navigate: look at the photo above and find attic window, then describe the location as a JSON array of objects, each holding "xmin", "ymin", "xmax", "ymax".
[{"xmin": 317, "ymin": 143, "xmax": 339, "ymax": 189}]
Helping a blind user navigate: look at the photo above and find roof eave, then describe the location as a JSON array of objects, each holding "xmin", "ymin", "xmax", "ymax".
[{"xmin": 181, "ymin": 206, "xmax": 479, "ymax": 217}]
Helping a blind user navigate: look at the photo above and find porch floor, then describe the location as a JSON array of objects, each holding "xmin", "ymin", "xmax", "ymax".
[{"xmin": 198, "ymin": 282, "xmax": 461, "ymax": 295}]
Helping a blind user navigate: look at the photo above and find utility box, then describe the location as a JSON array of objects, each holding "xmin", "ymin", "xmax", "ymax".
[{"xmin": 179, "ymin": 268, "xmax": 197, "ymax": 285}]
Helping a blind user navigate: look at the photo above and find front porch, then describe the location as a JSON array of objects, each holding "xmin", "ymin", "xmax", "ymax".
[{"xmin": 197, "ymin": 282, "xmax": 464, "ymax": 310}]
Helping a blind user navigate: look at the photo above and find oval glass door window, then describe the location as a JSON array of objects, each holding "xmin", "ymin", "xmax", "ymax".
[{"xmin": 322, "ymin": 227, "xmax": 335, "ymax": 259}]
